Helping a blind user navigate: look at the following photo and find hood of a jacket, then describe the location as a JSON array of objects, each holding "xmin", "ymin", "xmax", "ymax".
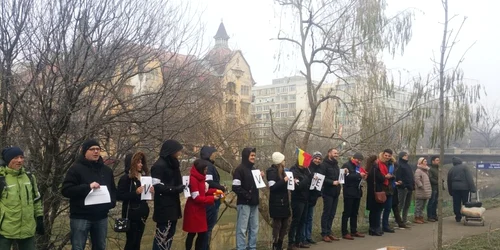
[
  {"xmin": 124, "ymin": 153, "xmax": 133, "ymax": 174},
  {"xmin": 200, "ymin": 146, "xmax": 217, "ymax": 163},
  {"xmin": 452, "ymin": 157, "xmax": 463, "ymax": 166},
  {"xmin": 190, "ymin": 163, "xmax": 206, "ymax": 181},
  {"xmin": 241, "ymin": 147, "xmax": 256, "ymax": 168},
  {"xmin": 160, "ymin": 140, "xmax": 183, "ymax": 158}
]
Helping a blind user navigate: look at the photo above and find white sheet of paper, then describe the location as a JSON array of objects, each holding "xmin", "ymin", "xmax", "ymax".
[
  {"xmin": 152, "ymin": 178, "xmax": 161, "ymax": 185},
  {"xmin": 251, "ymin": 170, "xmax": 266, "ymax": 189},
  {"xmin": 84, "ymin": 185, "xmax": 111, "ymax": 206},
  {"xmin": 183, "ymin": 176, "xmax": 191, "ymax": 198},
  {"xmin": 206, "ymin": 174, "xmax": 213, "ymax": 181},
  {"xmin": 285, "ymin": 171, "xmax": 295, "ymax": 190},
  {"xmin": 141, "ymin": 177, "xmax": 153, "ymax": 200},
  {"xmin": 339, "ymin": 169, "xmax": 346, "ymax": 184},
  {"xmin": 310, "ymin": 173, "xmax": 325, "ymax": 191}
]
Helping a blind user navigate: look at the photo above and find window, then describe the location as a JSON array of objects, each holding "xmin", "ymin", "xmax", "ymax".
[
  {"xmin": 290, "ymin": 95, "xmax": 296, "ymax": 100},
  {"xmin": 281, "ymin": 103, "xmax": 288, "ymax": 109},
  {"xmin": 227, "ymin": 82, "xmax": 236, "ymax": 94},
  {"xmin": 282, "ymin": 87, "xmax": 288, "ymax": 93},
  {"xmin": 281, "ymin": 95, "xmax": 288, "ymax": 101},
  {"xmin": 241, "ymin": 103, "xmax": 250, "ymax": 115},
  {"xmin": 226, "ymin": 100, "xmax": 236, "ymax": 114},
  {"xmin": 281, "ymin": 111, "xmax": 287, "ymax": 117},
  {"xmin": 241, "ymin": 86, "xmax": 250, "ymax": 96},
  {"xmin": 256, "ymin": 106, "xmax": 262, "ymax": 112},
  {"xmin": 289, "ymin": 103, "xmax": 296, "ymax": 109},
  {"xmin": 276, "ymin": 105, "xmax": 280, "ymax": 110},
  {"xmin": 263, "ymin": 105, "xmax": 269, "ymax": 110},
  {"xmin": 289, "ymin": 85, "xmax": 296, "ymax": 91},
  {"xmin": 256, "ymin": 114, "xmax": 262, "ymax": 119}
]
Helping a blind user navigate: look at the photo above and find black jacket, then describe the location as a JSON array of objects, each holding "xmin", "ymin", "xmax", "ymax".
[
  {"xmin": 366, "ymin": 165, "xmax": 385, "ymax": 211},
  {"xmin": 232, "ymin": 148, "xmax": 259, "ymax": 206},
  {"xmin": 307, "ymin": 161, "xmax": 322, "ymax": 205},
  {"xmin": 320, "ymin": 157, "xmax": 340, "ymax": 197},
  {"xmin": 429, "ymin": 164, "xmax": 439, "ymax": 191},
  {"xmin": 290, "ymin": 165, "xmax": 311, "ymax": 203},
  {"xmin": 200, "ymin": 146, "xmax": 225, "ymax": 192},
  {"xmin": 151, "ymin": 140, "xmax": 183, "ymax": 223},
  {"xmin": 117, "ymin": 153, "xmax": 150, "ymax": 221},
  {"xmin": 342, "ymin": 160, "xmax": 363, "ymax": 199},
  {"xmin": 62, "ymin": 156, "xmax": 117, "ymax": 221},
  {"xmin": 266, "ymin": 164, "xmax": 290, "ymax": 218},
  {"xmin": 395, "ymin": 158, "xmax": 414, "ymax": 191},
  {"xmin": 447, "ymin": 157, "xmax": 476, "ymax": 194}
]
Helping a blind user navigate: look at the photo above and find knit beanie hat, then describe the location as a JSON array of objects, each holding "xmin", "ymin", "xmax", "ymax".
[
  {"xmin": 2, "ymin": 146, "xmax": 24, "ymax": 164},
  {"xmin": 312, "ymin": 151, "xmax": 323, "ymax": 159},
  {"xmin": 353, "ymin": 152, "xmax": 364, "ymax": 160},
  {"xmin": 81, "ymin": 139, "xmax": 100, "ymax": 155},
  {"xmin": 272, "ymin": 152, "xmax": 285, "ymax": 165},
  {"xmin": 398, "ymin": 151, "xmax": 408, "ymax": 159}
]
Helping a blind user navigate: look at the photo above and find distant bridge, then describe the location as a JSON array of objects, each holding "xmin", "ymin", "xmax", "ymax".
[{"xmin": 413, "ymin": 148, "xmax": 500, "ymax": 165}]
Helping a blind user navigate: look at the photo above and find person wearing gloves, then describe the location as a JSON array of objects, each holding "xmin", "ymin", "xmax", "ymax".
[
  {"xmin": 151, "ymin": 139, "xmax": 185, "ymax": 250},
  {"xmin": 232, "ymin": 147, "xmax": 261, "ymax": 250},
  {"xmin": 302, "ymin": 152, "xmax": 323, "ymax": 245},
  {"xmin": 0, "ymin": 146, "xmax": 44, "ymax": 250},
  {"xmin": 447, "ymin": 157, "xmax": 476, "ymax": 222},
  {"xmin": 117, "ymin": 152, "xmax": 153, "ymax": 250},
  {"xmin": 267, "ymin": 152, "xmax": 290, "ymax": 250},
  {"xmin": 62, "ymin": 139, "xmax": 117, "ymax": 250},
  {"xmin": 183, "ymin": 159, "xmax": 221, "ymax": 250},
  {"xmin": 414, "ymin": 157, "xmax": 432, "ymax": 224},
  {"xmin": 341, "ymin": 152, "xmax": 366, "ymax": 240},
  {"xmin": 199, "ymin": 146, "xmax": 226, "ymax": 250}
]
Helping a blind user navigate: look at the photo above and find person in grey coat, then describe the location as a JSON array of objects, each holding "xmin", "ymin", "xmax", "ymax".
[{"xmin": 447, "ymin": 157, "xmax": 476, "ymax": 222}]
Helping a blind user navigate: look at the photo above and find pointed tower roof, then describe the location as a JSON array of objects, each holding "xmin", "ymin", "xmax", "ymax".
[{"xmin": 214, "ymin": 22, "xmax": 230, "ymax": 40}]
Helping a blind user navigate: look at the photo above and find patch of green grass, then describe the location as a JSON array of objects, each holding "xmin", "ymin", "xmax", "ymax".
[{"xmin": 443, "ymin": 229, "xmax": 500, "ymax": 250}]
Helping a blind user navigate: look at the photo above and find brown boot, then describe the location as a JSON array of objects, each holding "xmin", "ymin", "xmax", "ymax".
[
  {"xmin": 322, "ymin": 236, "xmax": 332, "ymax": 242},
  {"xmin": 414, "ymin": 216, "xmax": 424, "ymax": 224}
]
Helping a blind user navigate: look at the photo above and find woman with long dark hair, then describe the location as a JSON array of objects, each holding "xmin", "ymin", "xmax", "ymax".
[
  {"xmin": 365, "ymin": 155, "xmax": 385, "ymax": 236},
  {"xmin": 117, "ymin": 152, "xmax": 152, "ymax": 250},
  {"xmin": 266, "ymin": 152, "xmax": 291, "ymax": 250}
]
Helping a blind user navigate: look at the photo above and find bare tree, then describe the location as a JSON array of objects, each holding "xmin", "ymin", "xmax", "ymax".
[{"xmin": 471, "ymin": 104, "xmax": 500, "ymax": 147}]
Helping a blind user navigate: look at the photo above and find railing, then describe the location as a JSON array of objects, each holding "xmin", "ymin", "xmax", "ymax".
[{"xmin": 416, "ymin": 148, "xmax": 500, "ymax": 155}]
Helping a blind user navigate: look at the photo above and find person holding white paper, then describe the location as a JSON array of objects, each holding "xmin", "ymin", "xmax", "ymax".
[
  {"xmin": 232, "ymin": 147, "xmax": 261, "ymax": 250},
  {"xmin": 151, "ymin": 139, "xmax": 185, "ymax": 250},
  {"xmin": 319, "ymin": 148, "xmax": 341, "ymax": 242},
  {"xmin": 302, "ymin": 151, "xmax": 323, "ymax": 245},
  {"xmin": 117, "ymin": 152, "xmax": 153, "ymax": 250},
  {"xmin": 61, "ymin": 139, "xmax": 117, "ymax": 250},
  {"xmin": 266, "ymin": 152, "xmax": 290, "ymax": 250},
  {"xmin": 341, "ymin": 152, "xmax": 366, "ymax": 240},
  {"xmin": 288, "ymin": 161, "xmax": 312, "ymax": 249}
]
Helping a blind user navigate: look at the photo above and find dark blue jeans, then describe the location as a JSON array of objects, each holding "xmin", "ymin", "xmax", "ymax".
[
  {"xmin": 203, "ymin": 200, "xmax": 221, "ymax": 250},
  {"xmin": 427, "ymin": 190, "xmax": 438, "ymax": 219},
  {"xmin": 70, "ymin": 217, "xmax": 108, "ymax": 250},
  {"xmin": 302, "ymin": 203, "xmax": 315, "ymax": 241},
  {"xmin": 382, "ymin": 195, "xmax": 393, "ymax": 230}
]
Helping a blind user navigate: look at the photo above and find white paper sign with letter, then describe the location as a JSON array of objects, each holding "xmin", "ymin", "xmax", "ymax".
[
  {"xmin": 251, "ymin": 169, "xmax": 266, "ymax": 189},
  {"xmin": 339, "ymin": 169, "xmax": 346, "ymax": 184},
  {"xmin": 285, "ymin": 171, "xmax": 295, "ymax": 191},
  {"xmin": 183, "ymin": 176, "xmax": 191, "ymax": 198},
  {"xmin": 140, "ymin": 176, "xmax": 153, "ymax": 200},
  {"xmin": 309, "ymin": 173, "xmax": 325, "ymax": 191}
]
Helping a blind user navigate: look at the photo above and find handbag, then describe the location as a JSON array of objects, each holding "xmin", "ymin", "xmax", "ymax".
[
  {"xmin": 373, "ymin": 167, "xmax": 387, "ymax": 204},
  {"xmin": 114, "ymin": 181, "xmax": 133, "ymax": 232}
]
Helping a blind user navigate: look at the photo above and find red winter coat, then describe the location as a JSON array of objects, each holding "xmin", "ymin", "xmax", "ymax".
[{"xmin": 183, "ymin": 166, "xmax": 217, "ymax": 233}]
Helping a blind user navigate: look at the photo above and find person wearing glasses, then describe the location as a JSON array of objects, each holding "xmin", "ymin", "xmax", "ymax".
[{"xmin": 62, "ymin": 139, "xmax": 117, "ymax": 250}]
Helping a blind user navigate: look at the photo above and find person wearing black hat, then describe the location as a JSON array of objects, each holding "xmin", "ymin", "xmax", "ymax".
[
  {"xmin": 62, "ymin": 139, "xmax": 117, "ymax": 250},
  {"xmin": 447, "ymin": 157, "xmax": 476, "ymax": 222},
  {"xmin": 301, "ymin": 151, "xmax": 323, "ymax": 245},
  {"xmin": 151, "ymin": 139, "xmax": 184, "ymax": 250},
  {"xmin": 0, "ymin": 146, "xmax": 44, "ymax": 250},
  {"xmin": 340, "ymin": 152, "xmax": 366, "ymax": 240}
]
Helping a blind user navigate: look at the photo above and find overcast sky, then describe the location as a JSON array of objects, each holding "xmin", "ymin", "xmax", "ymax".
[{"xmin": 193, "ymin": 0, "xmax": 499, "ymax": 106}]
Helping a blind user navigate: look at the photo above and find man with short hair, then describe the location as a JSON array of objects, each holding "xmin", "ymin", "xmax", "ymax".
[
  {"xmin": 320, "ymin": 148, "xmax": 341, "ymax": 242},
  {"xmin": 395, "ymin": 151, "xmax": 414, "ymax": 224},
  {"xmin": 341, "ymin": 152, "xmax": 366, "ymax": 240},
  {"xmin": 379, "ymin": 149, "xmax": 396, "ymax": 233},
  {"xmin": 302, "ymin": 152, "xmax": 322, "ymax": 245},
  {"xmin": 427, "ymin": 156, "xmax": 440, "ymax": 222},
  {"xmin": 232, "ymin": 148, "xmax": 261, "ymax": 250},
  {"xmin": 0, "ymin": 146, "xmax": 44, "ymax": 250},
  {"xmin": 62, "ymin": 139, "xmax": 117, "ymax": 250}
]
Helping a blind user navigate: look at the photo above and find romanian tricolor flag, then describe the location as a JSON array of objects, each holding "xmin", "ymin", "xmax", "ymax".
[{"xmin": 296, "ymin": 147, "xmax": 313, "ymax": 168}]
